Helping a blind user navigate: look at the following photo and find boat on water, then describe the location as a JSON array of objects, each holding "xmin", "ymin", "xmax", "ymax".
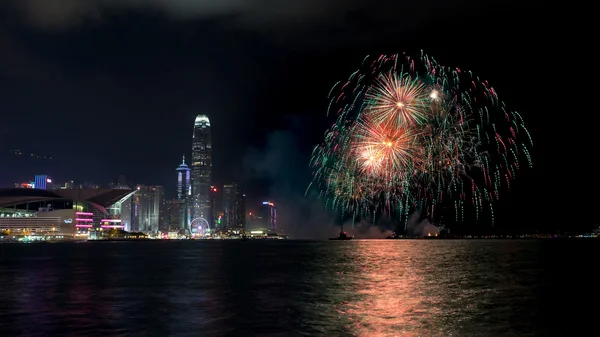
[{"xmin": 329, "ymin": 226, "xmax": 353, "ymax": 240}]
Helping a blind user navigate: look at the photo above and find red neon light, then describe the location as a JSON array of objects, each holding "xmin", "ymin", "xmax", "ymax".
[
  {"xmin": 76, "ymin": 212, "xmax": 94, "ymax": 216},
  {"xmin": 101, "ymin": 225, "xmax": 125, "ymax": 228},
  {"xmin": 76, "ymin": 218, "xmax": 93, "ymax": 222},
  {"xmin": 76, "ymin": 224, "xmax": 93, "ymax": 228}
]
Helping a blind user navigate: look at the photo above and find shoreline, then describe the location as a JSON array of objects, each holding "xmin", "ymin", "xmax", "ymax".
[{"xmin": 1, "ymin": 237, "xmax": 599, "ymax": 244}]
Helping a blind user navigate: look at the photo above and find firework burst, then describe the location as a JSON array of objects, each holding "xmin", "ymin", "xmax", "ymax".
[
  {"xmin": 352, "ymin": 118, "xmax": 417, "ymax": 178},
  {"xmin": 308, "ymin": 51, "xmax": 533, "ymax": 228},
  {"xmin": 366, "ymin": 72, "xmax": 430, "ymax": 127}
]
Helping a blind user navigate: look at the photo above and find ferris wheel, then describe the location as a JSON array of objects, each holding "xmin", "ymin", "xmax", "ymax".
[{"xmin": 190, "ymin": 217, "xmax": 210, "ymax": 234}]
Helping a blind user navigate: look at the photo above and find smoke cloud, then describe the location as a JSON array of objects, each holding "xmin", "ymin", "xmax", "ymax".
[
  {"xmin": 242, "ymin": 130, "xmax": 338, "ymax": 239},
  {"xmin": 342, "ymin": 219, "xmax": 395, "ymax": 239},
  {"xmin": 406, "ymin": 211, "xmax": 439, "ymax": 237},
  {"xmin": 3, "ymin": 0, "xmax": 363, "ymax": 30}
]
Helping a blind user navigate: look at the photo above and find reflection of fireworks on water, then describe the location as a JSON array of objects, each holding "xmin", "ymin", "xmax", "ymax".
[{"xmin": 308, "ymin": 52, "xmax": 533, "ymax": 227}]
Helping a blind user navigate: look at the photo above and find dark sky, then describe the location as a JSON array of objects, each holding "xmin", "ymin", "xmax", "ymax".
[{"xmin": 0, "ymin": 0, "xmax": 593, "ymax": 232}]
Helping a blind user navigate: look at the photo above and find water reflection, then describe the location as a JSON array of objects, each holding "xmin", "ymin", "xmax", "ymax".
[
  {"xmin": 324, "ymin": 240, "xmax": 546, "ymax": 336},
  {"xmin": 0, "ymin": 240, "xmax": 597, "ymax": 336},
  {"xmin": 341, "ymin": 240, "xmax": 431, "ymax": 336}
]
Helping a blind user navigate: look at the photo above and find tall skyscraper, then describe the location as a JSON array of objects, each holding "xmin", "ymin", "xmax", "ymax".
[
  {"xmin": 176, "ymin": 155, "xmax": 192, "ymax": 200},
  {"xmin": 210, "ymin": 186, "xmax": 220, "ymax": 229},
  {"xmin": 223, "ymin": 182, "xmax": 245, "ymax": 231},
  {"xmin": 176, "ymin": 155, "xmax": 191, "ymax": 231},
  {"xmin": 260, "ymin": 201, "xmax": 277, "ymax": 231},
  {"xmin": 165, "ymin": 199, "xmax": 182, "ymax": 231},
  {"xmin": 130, "ymin": 185, "xmax": 163, "ymax": 233},
  {"xmin": 191, "ymin": 115, "xmax": 212, "ymax": 226}
]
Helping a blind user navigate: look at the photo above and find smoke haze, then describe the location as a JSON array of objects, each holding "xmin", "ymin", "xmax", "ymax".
[
  {"xmin": 242, "ymin": 130, "xmax": 338, "ymax": 239},
  {"xmin": 406, "ymin": 211, "xmax": 439, "ymax": 237},
  {"xmin": 342, "ymin": 219, "xmax": 395, "ymax": 239}
]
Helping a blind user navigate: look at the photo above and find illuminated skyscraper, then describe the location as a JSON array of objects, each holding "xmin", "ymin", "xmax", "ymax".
[
  {"xmin": 191, "ymin": 115, "xmax": 212, "ymax": 226},
  {"xmin": 210, "ymin": 186, "xmax": 220, "ymax": 229},
  {"xmin": 176, "ymin": 155, "xmax": 192, "ymax": 200},
  {"xmin": 260, "ymin": 201, "xmax": 277, "ymax": 231},
  {"xmin": 223, "ymin": 182, "xmax": 245, "ymax": 231},
  {"xmin": 176, "ymin": 155, "xmax": 192, "ymax": 231},
  {"xmin": 130, "ymin": 185, "xmax": 163, "ymax": 233}
]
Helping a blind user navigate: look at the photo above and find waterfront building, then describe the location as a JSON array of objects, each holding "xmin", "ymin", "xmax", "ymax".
[
  {"xmin": 0, "ymin": 188, "xmax": 134, "ymax": 240},
  {"xmin": 176, "ymin": 156, "xmax": 192, "ymax": 232},
  {"xmin": 222, "ymin": 182, "xmax": 245, "ymax": 232}
]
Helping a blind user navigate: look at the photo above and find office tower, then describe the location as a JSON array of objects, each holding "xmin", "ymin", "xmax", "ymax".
[
  {"xmin": 159, "ymin": 198, "xmax": 167, "ymax": 231},
  {"xmin": 210, "ymin": 186, "xmax": 220, "ymax": 229},
  {"xmin": 260, "ymin": 201, "xmax": 277, "ymax": 231},
  {"xmin": 165, "ymin": 199, "xmax": 182, "ymax": 231},
  {"xmin": 191, "ymin": 115, "xmax": 212, "ymax": 226},
  {"xmin": 131, "ymin": 185, "xmax": 163, "ymax": 233},
  {"xmin": 106, "ymin": 188, "xmax": 137, "ymax": 230},
  {"xmin": 34, "ymin": 175, "xmax": 49, "ymax": 190},
  {"xmin": 151, "ymin": 186, "xmax": 164, "ymax": 232},
  {"xmin": 223, "ymin": 182, "xmax": 245, "ymax": 231},
  {"xmin": 121, "ymin": 195, "xmax": 133, "ymax": 231},
  {"xmin": 176, "ymin": 155, "xmax": 191, "ymax": 231},
  {"xmin": 176, "ymin": 155, "xmax": 192, "ymax": 200}
]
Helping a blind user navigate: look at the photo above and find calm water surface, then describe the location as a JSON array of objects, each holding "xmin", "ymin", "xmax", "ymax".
[{"xmin": 0, "ymin": 240, "xmax": 597, "ymax": 336}]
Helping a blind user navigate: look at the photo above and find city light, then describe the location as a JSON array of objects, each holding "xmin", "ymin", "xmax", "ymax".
[
  {"xmin": 46, "ymin": 178, "xmax": 52, "ymax": 183},
  {"xmin": 76, "ymin": 212, "xmax": 94, "ymax": 216},
  {"xmin": 75, "ymin": 218, "xmax": 94, "ymax": 222}
]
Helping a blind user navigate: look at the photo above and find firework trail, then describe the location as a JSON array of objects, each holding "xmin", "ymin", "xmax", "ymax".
[{"xmin": 307, "ymin": 51, "xmax": 533, "ymax": 228}]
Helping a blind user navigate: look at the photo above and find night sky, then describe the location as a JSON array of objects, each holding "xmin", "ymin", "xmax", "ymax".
[{"xmin": 0, "ymin": 1, "xmax": 593, "ymax": 233}]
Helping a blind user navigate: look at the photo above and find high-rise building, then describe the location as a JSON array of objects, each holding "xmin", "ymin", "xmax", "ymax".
[
  {"xmin": 121, "ymin": 195, "xmax": 133, "ymax": 231},
  {"xmin": 191, "ymin": 115, "xmax": 212, "ymax": 226},
  {"xmin": 223, "ymin": 184, "xmax": 233, "ymax": 229},
  {"xmin": 165, "ymin": 199, "xmax": 183, "ymax": 231},
  {"xmin": 176, "ymin": 155, "xmax": 192, "ymax": 200},
  {"xmin": 176, "ymin": 156, "xmax": 192, "ymax": 231},
  {"xmin": 223, "ymin": 182, "xmax": 245, "ymax": 231},
  {"xmin": 260, "ymin": 201, "xmax": 277, "ymax": 231},
  {"xmin": 159, "ymin": 198, "xmax": 167, "ymax": 231},
  {"xmin": 210, "ymin": 186, "xmax": 220, "ymax": 229},
  {"xmin": 34, "ymin": 175, "xmax": 49, "ymax": 190},
  {"xmin": 106, "ymin": 186, "xmax": 137, "ymax": 230},
  {"xmin": 130, "ymin": 185, "xmax": 163, "ymax": 233}
]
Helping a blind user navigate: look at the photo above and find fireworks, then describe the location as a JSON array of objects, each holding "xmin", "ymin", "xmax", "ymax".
[{"xmin": 308, "ymin": 52, "xmax": 532, "ymax": 227}]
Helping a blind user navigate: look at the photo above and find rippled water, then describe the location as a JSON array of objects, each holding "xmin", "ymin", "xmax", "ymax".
[{"xmin": 0, "ymin": 240, "xmax": 597, "ymax": 336}]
